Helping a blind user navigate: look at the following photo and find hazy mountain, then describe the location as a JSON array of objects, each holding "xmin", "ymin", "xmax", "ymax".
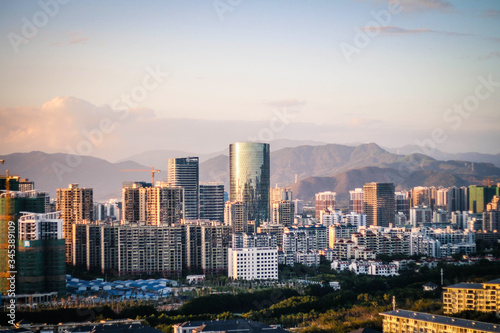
[
  {"xmin": 289, "ymin": 166, "xmax": 470, "ymax": 203},
  {"xmin": 118, "ymin": 149, "xmax": 197, "ymax": 169},
  {"xmin": 119, "ymin": 140, "xmax": 327, "ymax": 167},
  {"xmin": 0, "ymin": 151, "xmax": 149, "ymax": 200},
  {"xmin": 200, "ymin": 143, "xmax": 500, "ymax": 201},
  {"xmin": 386, "ymin": 145, "xmax": 500, "ymax": 168},
  {"xmin": 3, "ymin": 143, "xmax": 499, "ymax": 203}
]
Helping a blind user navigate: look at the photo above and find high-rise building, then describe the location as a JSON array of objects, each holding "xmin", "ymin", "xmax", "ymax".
[
  {"xmin": 448, "ymin": 186, "xmax": 468, "ymax": 212},
  {"xmin": 349, "ymin": 188, "xmax": 364, "ymax": 214},
  {"xmin": 270, "ymin": 186, "xmax": 292, "ymax": 202},
  {"xmin": 184, "ymin": 220, "xmax": 231, "ymax": 275},
  {"xmin": 293, "ymin": 199, "xmax": 304, "ymax": 215},
  {"xmin": 17, "ymin": 212, "xmax": 66, "ymax": 296},
  {"xmin": 121, "ymin": 181, "xmax": 151, "ymax": 222},
  {"xmin": 145, "ymin": 183, "xmax": 184, "ymax": 225},
  {"xmin": 395, "ymin": 191, "xmax": 410, "ymax": 218},
  {"xmin": 363, "ymin": 182, "xmax": 395, "ymax": 227},
  {"xmin": 411, "ymin": 186, "xmax": 433, "ymax": 208},
  {"xmin": 1, "ymin": 175, "xmax": 49, "ymax": 295},
  {"xmin": 199, "ymin": 183, "xmax": 225, "ymax": 222},
  {"xmin": 229, "ymin": 142, "xmax": 270, "ymax": 226},
  {"xmin": 116, "ymin": 222, "xmax": 185, "ymax": 277},
  {"xmin": 469, "ymin": 185, "xmax": 499, "ymax": 213},
  {"xmin": 168, "ymin": 157, "xmax": 199, "ymax": 220},
  {"xmin": 315, "ymin": 191, "xmax": 336, "ymax": 219},
  {"xmin": 409, "ymin": 205, "xmax": 433, "ymax": 227},
  {"xmin": 271, "ymin": 200, "xmax": 295, "ymax": 227},
  {"xmin": 18, "ymin": 178, "xmax": 35, "ymax": 192},
  {"xmin": 224, "ymin": 201, "xmax": 248, "ymax": 233},
  {"xmin": 436, "ymin": 187, "xmax": 468, "ymax": 213},
  {"xmin": 483, "ymin": 196, "xmax": 500, "ymax": 232},
  {"xmin": 257, "ymin": 222, "xmax": 285, "ymax": 249},
  {"xmin": 56, "ymin": 184, "xmax": 93, "ymax": 263}
]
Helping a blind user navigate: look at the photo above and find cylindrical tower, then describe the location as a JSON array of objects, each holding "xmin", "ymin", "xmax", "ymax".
[{"xmin": 229, "ymin": 142, "xmax": 270, "ymax": 226}]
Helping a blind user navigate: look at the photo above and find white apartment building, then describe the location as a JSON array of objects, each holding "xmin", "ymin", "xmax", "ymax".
[
  {"xmin": 228, "ymin": 247, "xmax": 278, "ymax": 280},
  {"xmin": 332, "ymin": 259, "xmax": 399, "ymax": 276}
]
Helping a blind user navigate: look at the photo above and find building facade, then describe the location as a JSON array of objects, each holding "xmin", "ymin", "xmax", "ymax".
[
  {"xmin": 56, "ymin": 184, "xmax": 93, "ymax": 263},
  {"xmin": 17, "ymin": 212, "xmax": 66, "ymax": 296},
  {"xmin": 229, "ymin": 142, "xmax": 270, "ymax": 226},
  {"xmin": 121, "ymin": 181, "xmax": 150, "ymax": 222},
  {"xmin": 199, "ymin": 183, "xmax": 225, "ymax": 222},
  {"xmin": 168, "ymin": 157, "xmax": 199, "ymax": 220},
  {"xmin": 225, "ymin": 200, "xmax": 248, "ymax": 233},
  {"xmin": 228, "ymin": 247, "xmax": 278, "ymax": 280},
  {"xmin": 443, "ymin": 279, "xmax": 500, "ymax": 315},
  {"xmin": 271, "ymin": 200, "xmax": 294, "ymax": 227},
  {"xmin": 315, "ymin": 191, "xmax": 336, "ymax": 219},
  {"xmin": 381, "ymin": 309, "xmax": 500, "ymax": 333},
  {"xmin": 145, "ymin": 183, "xmax": 184, "ymax": 225},
  {"xmin": 363, "ymin": 182, "xmax": 395, "ymax": 227}
]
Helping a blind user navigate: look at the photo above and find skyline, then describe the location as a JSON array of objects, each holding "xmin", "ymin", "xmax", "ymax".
[{"xmin": 1, "ymin": 0, "xmax": 500, "ymax": 160}]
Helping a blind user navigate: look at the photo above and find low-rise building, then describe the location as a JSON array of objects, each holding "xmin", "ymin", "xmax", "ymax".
[
  {"xmin": 380, "ymin": 309, "xmax": 500, "ymax": 333},
  {"xmin": 443, "ymin": 278, "xmax": 500, "ymax": 315},
  {"xmin": 174, "ymin": 319, "xmax": 290, "ymax": 333},
  {"xmin": 228, "ymin": 247, "xmax": 278, "ymax": 280}
]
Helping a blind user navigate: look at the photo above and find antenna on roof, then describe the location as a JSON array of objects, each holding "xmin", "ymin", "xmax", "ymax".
[{"xmin": 392, "ymin": 296, "xmax": 396, "ymax": 311}]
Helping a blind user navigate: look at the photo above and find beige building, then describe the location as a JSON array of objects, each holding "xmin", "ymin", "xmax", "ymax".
[
  {"xmin": 443, "ymin": 279, "xmax": 500, "ymax": 315},
  {"xmin": 381, "ymin": 309, "xmax": 500, "ymax": 333},
  {"xmin": 56, "ymin": 184, "xmax": 93, "ymax": 263}
]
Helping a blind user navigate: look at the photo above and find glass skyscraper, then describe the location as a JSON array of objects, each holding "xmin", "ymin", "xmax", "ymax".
[
  {"xmin": 229, "ymin": 142, "xmax": 270, "ymax": 226},
  {"xmin": 168, "ymin": 157, "xmax": 199, "ymax": 220}
]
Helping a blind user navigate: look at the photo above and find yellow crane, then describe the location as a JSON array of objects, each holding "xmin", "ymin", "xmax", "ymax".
[
  {"xmin": 120, "ymin": 166, "xmax": 161, "ymax": 185},
  {"xmin": 1, "ymin": 160, "xmax": 14, "ymax": 288}
]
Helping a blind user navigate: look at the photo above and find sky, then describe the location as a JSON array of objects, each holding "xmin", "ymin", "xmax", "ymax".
[{"xmin": 0, "ymin": 0, "xmax": 499, "ymax": 161}]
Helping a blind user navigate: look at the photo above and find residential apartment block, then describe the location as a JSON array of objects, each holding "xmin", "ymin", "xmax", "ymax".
[
  {"xmin": 443, "ymin": 279, "xmax": 500, "ymax": 315},
  {"xmin": 228, "ymin": 247, "xmax": 278, "ymax": 280},
  {"xmin": 56, "ymin": 184, "xmax": 93, "ymax": 263},
  {"xmin": 381, "ymin": 309, "xmax": 500, "ymax": 333}
]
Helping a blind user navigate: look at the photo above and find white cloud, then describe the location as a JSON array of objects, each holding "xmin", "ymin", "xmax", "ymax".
[
  {"xmin": 363, "ymin": 0, "xmax": 453, "ymax": 13},
  {"xmin": 1, "ymin": 96, "xmax": 499, "ymax": 161}
]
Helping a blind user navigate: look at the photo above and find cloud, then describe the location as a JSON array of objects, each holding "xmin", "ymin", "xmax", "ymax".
[
  {"xmin": 1, "ymin": 97, "xmax": 498, "ymax": 161},
  {"xmin": 483, "ymin": 9, "xmax": 500, "ymax": 18},
  {"xmin": 264, "ymin": 98, "xmax": 306, "ymax": 108},
  {"xmin": 51, "ymin": 31, "xmax": 89, "ymax": 46},
  {"xmin": 478, "ymin": 51, "xmax": 500, "ymax": 60},
  {"xmin": 0, "ymin": 97, "xmax": 122, "ymax": 155},
  {"xmin": 360, "ymin": 25, "xmax": 471, "ymax": 37},
  {"xmin": 362, "ymin": 0, "xmax": 453, "ymax": 13}
]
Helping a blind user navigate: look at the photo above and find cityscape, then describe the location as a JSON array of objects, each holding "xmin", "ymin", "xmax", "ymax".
[{"xmin": 1, "ymin": 1, "xmax": 500, "ymax": 333}]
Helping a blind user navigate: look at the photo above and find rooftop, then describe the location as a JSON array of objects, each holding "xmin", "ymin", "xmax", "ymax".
[
  {"xmin": 175, "ymin": 319, "xmax": 290, "ymax": 333},
  {"xmin": 485, "ymin": 278, "xmax": 500, "ymax": 285},
  {"xmin": 380, "ymin": 310, "xmax": 500, "ymax": 333},
  {"xmin": 443, "ymin": 282, "xmax": 483, "ymax": 290}
]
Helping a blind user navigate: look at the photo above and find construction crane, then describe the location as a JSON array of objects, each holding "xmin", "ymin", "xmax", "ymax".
[
  {"xmin": 120, "ymin": 166, "xmax": 161, "ymax": 185},
  {"xmin": 1, "ymin": 162, "xmax": 14, "ymax": 282}
]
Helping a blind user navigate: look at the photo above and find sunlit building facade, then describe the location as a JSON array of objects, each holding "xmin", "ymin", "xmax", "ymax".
[{"xmin": 229, "ymin": 142, "xmax": 270, "ymax": 226}]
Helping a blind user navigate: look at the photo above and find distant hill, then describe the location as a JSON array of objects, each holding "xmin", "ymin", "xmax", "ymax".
[
  {"xmin": 386, "ymin": 145, "xmax": 500, "ymax": 168},
  {"xmin": 3, "ymin": 143, "xmax": 499, "ymax": 203},
  {"xmin": 0, "ymin": 151, "xmax": 149, "ymax": 200},
  {"xmin": 120, "ymin": 139, "xmax": 327, "ymax": 168},
  {"xmin": 200, "ymin": 143, "xmax": 500, "ymax": 201},
  {"xmin": 289, "ymin": 166, "xmax": 470, "ymax": 203}
]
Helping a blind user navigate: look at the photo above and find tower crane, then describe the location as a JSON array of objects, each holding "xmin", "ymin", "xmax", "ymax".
[{"xmin": 120, "ymin": 166, "xmax": 161, "ymax": 185}]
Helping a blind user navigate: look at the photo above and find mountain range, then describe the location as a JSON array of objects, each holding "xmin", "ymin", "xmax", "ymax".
[{"xmin": 1, "ymin": 143, "xmax": 499, "ymax": 202}]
